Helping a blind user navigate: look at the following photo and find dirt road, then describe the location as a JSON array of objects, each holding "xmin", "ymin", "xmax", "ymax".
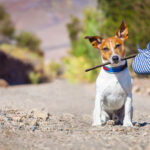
[{"xmin": 0, "ymin": 79, "xmax": 150, "ymax": 150}]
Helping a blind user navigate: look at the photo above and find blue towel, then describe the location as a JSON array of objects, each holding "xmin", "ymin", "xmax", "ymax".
[{"xmin": 132, "ymin": 43, "xmax": 150, "ymax": 74}]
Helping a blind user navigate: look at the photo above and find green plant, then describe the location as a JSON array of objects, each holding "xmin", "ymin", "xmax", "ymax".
[
  {"xmin": 97, "ymin": 0, "xmax": 150, "ymax": 55},
  {"xmin": 67, "ymin": 8, "xmax": 103, "ymax": 62},
  {"xmin": 64, "ymin": 8, "xmax": 103, "ymax": 83},
  {"xmin": 15, "ymin": 32, "xmax": 43, "ymax": 56},
  {"xmin": 45, "ymin": 61, "xmax": 62, "ymax": 79},
  {"xmin": 63, "ymin": 56, "xmax": 99, "ymax": 83},
  {"xmin": 28, "ymin": 71, "xmax": 41, "ymax": 84},
  {"xmin": 0, "ymin": 5, "xmax": 14, "ymax": 38}
]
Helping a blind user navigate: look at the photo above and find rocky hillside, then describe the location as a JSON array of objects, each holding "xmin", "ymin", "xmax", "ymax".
[{"xmin": 0, "ymin": 50, "xmax": 33, "ymax": 85}]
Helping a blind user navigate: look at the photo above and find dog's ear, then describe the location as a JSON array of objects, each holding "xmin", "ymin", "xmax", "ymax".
[
  {"xmin": 115, "ymin": 20, "xmax": 128, "ymax": 41},
  {"xmin": 85, "ymin": 36, "xmax": 103, "ymax": 48}
]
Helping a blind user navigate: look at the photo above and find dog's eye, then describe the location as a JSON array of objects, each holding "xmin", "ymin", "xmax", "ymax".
[
  {"xmin": 115, "ymin": 44, "xmax": 121, "ymax": 49},
  {"xmin": 103, "ymin": 47, "xmax": 109, "ymax": 51}
]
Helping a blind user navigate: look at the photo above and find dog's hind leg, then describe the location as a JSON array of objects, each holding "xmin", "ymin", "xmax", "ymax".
[{"xmin": 115, "ymin": 106, "xmax": 124, "ymax": 125}]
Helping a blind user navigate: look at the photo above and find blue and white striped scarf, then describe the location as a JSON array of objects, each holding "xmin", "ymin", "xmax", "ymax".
[{"xmin": 132, "ymin": 42, "xmax": 150, "ymax": 74}]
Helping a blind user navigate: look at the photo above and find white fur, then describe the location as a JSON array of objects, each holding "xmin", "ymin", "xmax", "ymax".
[{"xmin": 93, "ymin": 59, "xmax": 133, "ymax": 127}]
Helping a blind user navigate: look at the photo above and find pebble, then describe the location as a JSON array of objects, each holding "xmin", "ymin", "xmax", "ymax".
[
  {"xmin": 135, "ymin": 122, "xmax": 140, "ymax": 127},
  {"xmin": 143, "ymin": 132, "xmax": 148, "ymax": 136},
  {"xmin": 30, "ymin": 126, "xmax": 37, "ymax": 131},
  {"xmin": 112, "ymin": 126, "xmax": 124, "ymax": 132},
  {"xmin": 107, "ymin": 120, "xmax": 115, "ymax": 126},
  {"xmin": 132, "ymin": 86, "xmax": 140, "ymax": 93},
  {"xmin": 7, "ymin": 117, "xmax": 13, "ymax": 121},
  {"xmin": 0, "ymin": 79, "xmax": 9, "ymax": 87},
  {"xmin": 146, "ymin": 87, "xmax": 150, "ymax": 95},
  {"xmin": 19, "ymin": 125, "xmax": 24, "ymax": 130},
  {"xmin": 34, "ymin": 111, "xmax": 49, "ymax": 121},
  {"xmin": 30, "ymin": 120, "xmax": 39, "ymax": 127}
]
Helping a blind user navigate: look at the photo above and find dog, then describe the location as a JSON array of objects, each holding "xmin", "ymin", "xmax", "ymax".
[{"xmin": 85, "ymin": 21, "xmax": 133, "ymax": 126}]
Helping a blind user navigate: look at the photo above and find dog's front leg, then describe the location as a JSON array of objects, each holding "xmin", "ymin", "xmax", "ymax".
[
  {"xmin": 123, "ymin": 93, "xmax": 133, "ymax": 127},
  {"xmin": 92, "ymin": 94, "xmax": 103, "ymax": 126}
]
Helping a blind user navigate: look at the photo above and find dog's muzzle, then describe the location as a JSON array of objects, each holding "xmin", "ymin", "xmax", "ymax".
[{"xmin": 112, "ymin": 55, "xmax": 119, "ymax": 64}]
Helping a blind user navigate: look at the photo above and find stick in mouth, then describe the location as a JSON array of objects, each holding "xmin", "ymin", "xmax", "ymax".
[{"xmin": 85, "ymin": 53, "xmax": 137, "ymax": 72}]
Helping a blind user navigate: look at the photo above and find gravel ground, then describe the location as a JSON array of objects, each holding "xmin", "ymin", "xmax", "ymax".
[{"xmin": 0, "ymin": 79, "xmax": 150, "ymax": 150}]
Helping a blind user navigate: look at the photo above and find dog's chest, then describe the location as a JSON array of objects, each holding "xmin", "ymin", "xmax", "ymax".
[
  {"xmin": 97, "ymin": 70, "xmax": 131, "ymax": 110},
  {"xmin": 103, "ymin": 79, "xmax": 127, "ymax": 110}
]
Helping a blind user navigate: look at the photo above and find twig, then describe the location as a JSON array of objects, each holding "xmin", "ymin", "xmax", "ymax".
[{"xmin": 85, "ymin": 53, "xmax": 137, "ymax": 72}]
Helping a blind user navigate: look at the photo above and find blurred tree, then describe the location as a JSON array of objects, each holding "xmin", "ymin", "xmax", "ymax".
[
  {"xmin": 15, "ymin": 32, "xmax": 43, "ymax": 56},
  {"xmin": 0, "ymin": 5, "xmax": 15, "ymax": 41},
  {"xmin": 97, "ymin": 0, "xmax": 150, "ymax": 54},
  {"xmin": 65, "ymin": 8, "xmax": 104, "ymax": 82},
  {"xmin": 67, "ymin": 9, "xmax": 103, "ymax": 63}
]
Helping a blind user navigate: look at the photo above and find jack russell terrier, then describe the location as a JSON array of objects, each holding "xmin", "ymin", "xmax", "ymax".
[{"xmin": 85, "ymin": 21, "xmax": 133, "ymax": 127}]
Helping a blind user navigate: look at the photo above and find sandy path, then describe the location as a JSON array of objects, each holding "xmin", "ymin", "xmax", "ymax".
[
  {"xmin": 0, "ymin": 79, "xmax": 149, "ymax": 114},
  {"xmin": 0, "ymin": 79, "xmax": 150, "ymax": 150}
]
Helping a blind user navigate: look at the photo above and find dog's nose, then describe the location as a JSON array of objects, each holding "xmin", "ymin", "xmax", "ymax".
[{"xmin": 112, "ymin": 56, "xmax": 119, "ymax": 63}]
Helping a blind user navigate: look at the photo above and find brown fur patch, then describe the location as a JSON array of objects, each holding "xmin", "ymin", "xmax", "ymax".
[
  {"xmin": 85, "ymin": 21, "xmax": 128, "ymax": 61},
  {"xmin": 99, "ymin": 37, "xmax": 125, "ymax": 61}
]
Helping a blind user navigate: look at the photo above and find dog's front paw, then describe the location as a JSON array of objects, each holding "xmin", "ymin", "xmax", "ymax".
[
  {"xmin": 123, "ymin": 120, "xmax": 133, "ymax": 127},
  {"xmin": 92, "ymin": 120, "xmax": 102, "ymax": 126}
]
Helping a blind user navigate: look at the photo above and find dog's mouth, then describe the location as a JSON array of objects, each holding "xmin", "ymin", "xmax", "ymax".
[{"xmin": 113, "ymin": 59, "xmax": 119, "ymax": 64}]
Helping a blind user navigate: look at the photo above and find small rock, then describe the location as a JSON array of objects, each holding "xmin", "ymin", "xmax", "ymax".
[
  {"xmin": 12, "ymin": 117, "xmax": 23, "ymax": 122},
  {"xmin": 0, "ymin": 111, "xmax": 6, "ymax": 116},
  {"xmin": 62, "ymin": 113, "xmax": 75, "ymax": 120},
  {"xmin": 30, "ymin": 120, "xmax": 39, "ymax": 127},
  {"xmin": 7, "ymin": 117, "xmax": 13, "ymax": 121},
  {"xmin": 19, "ymin": 125, "xmax": 24, "ymax": 130},
  {"xmin": 143, "ymin": 132, "xmax": 148, "ymax": 136},
  {"xmin": 146, "ymin": 87, "xmax": 150, "ymax": 95},
  {"xmin": 117, "ymin": 127, "xmax": 125, "ymax": 132},
  {"xmin": 30, "ymin": 126, "xmax": 37, "ymax": 131},
  {"xmin": 58, "ymin": 128, "xmax": 63, "ymax": 131},
  {"xmin": 135, "ymin": 122, "xmax": 140, "ymax": 127},
  {"xmin": 0, "ymin": 79, "xmax": 9, "ymax": 88},
  {"xmin": 19, "ymin": 116, "xmax": 25, "ymax": 122},
  {"xmin": 113, "ymin": 126, "xmax": 124, "ymax": 132},
  {"xmin": 107, "ymin": 120, "xmax": 115, "ymax": 126},
  {"xmin": 132, "ymin": 86, "xmax": 140, "ymax": 93},
  {"xmin": 66, "ymin": 128, "xmax": 70, "ymax": 131},
  {"xmin": 34, "ymin": 111, "xmax": 49, "ymax": 121}
]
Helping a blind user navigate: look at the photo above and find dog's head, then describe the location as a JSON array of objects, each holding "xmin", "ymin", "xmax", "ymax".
[{"xmin": 85, "ymin": 21, "xmax": 128, "ymax": 65}]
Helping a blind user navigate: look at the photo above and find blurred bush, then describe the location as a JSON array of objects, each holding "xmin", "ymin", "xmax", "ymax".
[
  {"xmin": 97, "ymin": 0, "xmax": 150, "ymax": 54},
  {"xmin": 0, "ymin": 5, "xmax": 15, "ymax": 41},
  {"xmin": 0, "ymin": 44, "xmax": 43, "ymax": 65},
  {"xmin": 67, "ymin": 9, "xmax": 103, "ymax": 60},
  {"xmin": 28, "ymin": 71, "xmax": 42, "ymax": 84},
  {"xmin": 64, "ymin": 8, "xmax": 103, "ymax": 83},
  {"xmin": 15, "ymin": 32, "xmax": 43, "ymax": 56},
  {"xmin": 44, "ymin": 61, "xmax": 62, "ymax": 80},
  {"xmin": 63, "ymin": 56, "xmax": 99, "ymax": 83}
]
